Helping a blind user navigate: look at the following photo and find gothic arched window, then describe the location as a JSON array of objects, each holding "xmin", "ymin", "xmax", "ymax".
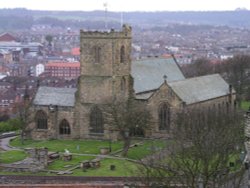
[
  {"xmin": 120, "ymin": 45, "xmax": 125, "ymax": 63},
  {"xmin": 121, "ymin": 77, "xmax": 126, "ymax": 92},
  {"xmin": 90, "ymin": 106, "xmax": 104, "ymax": 133},
  {"xmin": 59, "ymin": 119, "xmax": 71, "ymax": 135},
  {"xmin": 94, "ymin": 46, "xmax": 101, "ymax": 64},
  {"xmin": 35, "ymin": 110, "xmax": 48, "ymax": 129},
  {"xmin": 158, "ymin": 103, "xmax": 170, "ymax": 131}
]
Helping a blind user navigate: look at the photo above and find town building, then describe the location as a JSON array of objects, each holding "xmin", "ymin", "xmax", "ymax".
[
  {"xmin": 35, "ymin": 64, "xmax": 45, "ymax": 77},
  {"xmin": 44, "ymin": 61, "xmax": 80, "ymax": 80},
  {"xmin": 0, "ymin": 33, "xmax": 17, "ymax": 42},
  {"xmin": 25, "ymin": 25, "xmax": 236, "ymax": 140},
  {"xmin": 0, "ymin": 39, "xmax": 43, "ymax": 62}
]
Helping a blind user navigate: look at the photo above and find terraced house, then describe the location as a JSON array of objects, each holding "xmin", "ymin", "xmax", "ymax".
[{"xmin": 25, "ymin": 25, "xmax": 236, "ymax": 140}]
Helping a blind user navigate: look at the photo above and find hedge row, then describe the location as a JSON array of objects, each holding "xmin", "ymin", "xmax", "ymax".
[{"xmin": 0, "ymin": 118, "xmax": 24, "ymax": 133}]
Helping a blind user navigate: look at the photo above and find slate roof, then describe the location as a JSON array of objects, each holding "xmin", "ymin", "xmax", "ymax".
[
  {"xmin": 135, "ymin": 91, "xmax": 155, "ymax": 100},
  {"xmin": 33, "ymin": 60, "xmax": 232, "ymax": 106},
  {"xmin": 131, "ymin": 58, "xmax": 185, "ymax": 93},
  {"xmin": 168, "ymin": 74, "xmax": 234, "ymax": 105},
  {"xmin": 33, "ymin": 87, "xmax": 76, "ymax": 107}
]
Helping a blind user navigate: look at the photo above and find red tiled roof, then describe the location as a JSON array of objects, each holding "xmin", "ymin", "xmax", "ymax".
[
  {"xmin": 0, "ymin": 33, "xmax": 17, "ymax": 42},
  {"xmin": 162, "ymin": 54, "xmax": 173, "ymax": 58},
  {"xmin": 71, "ymin": 47, "xmax": 80, "ymax": 56},
  {"xmin": 46, "ymin": 62, "xmax": 80, "ymax": 68}
]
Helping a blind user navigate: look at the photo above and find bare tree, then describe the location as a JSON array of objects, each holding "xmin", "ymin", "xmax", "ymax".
[
  {"xmin": 220, "ymin": 55, "xmax": 250, "ymax": 104},
  {"xmin": 181, "ymin": 58, "xmax": 215, "ymax": 78},
  {"xmin": 15, "ymin": 86, "xmax": 32, "ymax": 144},
  {"xmin": 139, "ymin": 107, "xmax": 245, "ymax": 188},
  {"xmin": 108, "ymin": 99, "xmax": 151, "ymax": 157}
]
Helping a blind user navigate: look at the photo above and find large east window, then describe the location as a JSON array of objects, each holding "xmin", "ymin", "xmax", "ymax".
[{"xmin": 159, "ymin": 103, "xmax": 170, "ymax": 131}]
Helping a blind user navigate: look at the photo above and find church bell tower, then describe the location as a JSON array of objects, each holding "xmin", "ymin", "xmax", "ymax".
[
  {"xmin": 78, "ymin": 25, "xmax": 132, "ymax": 103},
  {"xmin": 75, "ymin": 25, "xmax": 133, "ymax": 139}
]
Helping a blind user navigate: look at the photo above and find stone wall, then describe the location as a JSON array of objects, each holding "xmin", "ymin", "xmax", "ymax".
[
  {"xmin": 25, "ymin": 106, "xmax": 75, "ymax": 140},
  {"xmin": 147, "ymin": 81, "xmax": 236, "ymax": 138},
  {"xmin": 146, "ymin": 82, "xmax": 183, "ymax": 138},
  {"xmin": 0, "ymin": 148, "xmax": 48, "ymax": 173}
]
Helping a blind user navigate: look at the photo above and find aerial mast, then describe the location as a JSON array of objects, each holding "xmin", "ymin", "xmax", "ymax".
[
  {"xmin": 104, "ymin": 2, "xmax": 108, "ymax": 29},
  {"xmin": 120, "ymin": 11, "xmax": 123, "ymax": 28}
]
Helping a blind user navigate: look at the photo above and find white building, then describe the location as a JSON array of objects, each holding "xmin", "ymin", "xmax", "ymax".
[{"xmin": 35, "ymin": 64, "xmax": 45, "ymax": 77}]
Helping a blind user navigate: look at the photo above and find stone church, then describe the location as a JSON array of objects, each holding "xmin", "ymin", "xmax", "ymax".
[{"xmin": 25, "ymin": 25, "xmax": 236, "ymax": 140}]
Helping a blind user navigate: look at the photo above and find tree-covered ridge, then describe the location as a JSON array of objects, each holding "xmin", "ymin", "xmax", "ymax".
[{"xmin": 0, "ymin": 8, "xmax": 250, "ymax": 30}]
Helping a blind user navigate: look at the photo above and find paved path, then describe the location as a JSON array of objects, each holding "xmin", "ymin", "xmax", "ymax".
[{"xmin": 0, "ymin": 136, "xmax": 19, "ymax": 151}]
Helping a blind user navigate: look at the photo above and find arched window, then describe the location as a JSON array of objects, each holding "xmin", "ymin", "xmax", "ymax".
[
  {"xmin": 35, "ymin": 110, "xmax": 48, "ymax": 129},
  {"xmin": 129, "ymin": 127, "xmax": 144, "ymax": 137},
  {"xmin": 120, "ymin": 45, "xmax": 125, "ymax": 63},
  {"xmin": 158, "ymin": 103, "xmax": 170, "ymax": 131},
  {"xmin": 59, "ymin": 119, "xmax": 71, "ymax": 135},
  {"xmin": 90, "ymin": 106, "xmax": 104, "ymax": 133},
  {"xmin": 94, "ymin": 46, "xmax": 101, "ymax": 63},
  {"xmin": 121, "ymin": 77, "xmax": 126, "ymax": 92}
]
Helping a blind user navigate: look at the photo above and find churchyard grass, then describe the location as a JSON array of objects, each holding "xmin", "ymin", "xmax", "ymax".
[
  {"xmin": 10, "ymin": 137, "xmax": 123, "ymax": 154},
  {"xmin": 10, "ymin": 137, "xmax": 167, "ymax": 159},
  {"xmin": 241, "ymin": 100, "xmax": 250, "ymax": 111},
  {"xmin": 2, "ymin": 138, "xmax": 241, "ymax": 177},
  {"xmin": 0, "ymin": 150, "xmax": 27, "ymax": 164},
  {"xmin": 127, "ymin": 139, "xmax": 168, "ymax": 159},
  {"xmin": 73, "ymin": 158, "xmax": 139, "ymax": 176},
  {"xmin": 3, "ymin": 137, "xmax": 167, "ymax": 176},
  {"xmin": 47, "ymin": 155, "xmax": 94, "ymax": 170}
]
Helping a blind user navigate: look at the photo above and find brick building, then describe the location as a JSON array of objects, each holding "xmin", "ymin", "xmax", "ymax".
[
  {"xmin": 25, "ymin": 25, "xmax": 236, "ymax": 140},
  {"xmin": 44, "ymin": 62, "xmax": 80, "ymax": 80},
  {"xmin": 0, "ymin": 33, "xmax": 17, "ymax": 42}
]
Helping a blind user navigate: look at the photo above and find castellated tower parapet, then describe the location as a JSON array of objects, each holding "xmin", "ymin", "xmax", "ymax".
[
  {"xmin": 80, "ymin": 24, "xmax": 132, "ymax": 77},
  {"xmin": 80, "ymin": 24, "xmax": 132, "ymax": 39}
]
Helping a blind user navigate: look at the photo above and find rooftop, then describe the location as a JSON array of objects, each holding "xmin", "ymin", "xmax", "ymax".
[
  {"xmin": 46, "ymin": 62, "xmax": 80, "ymax": 68},
  {"xmin": 33, "ymin": 87, "xmax": 76, "ymax": 107},
  {"xmin": 169, "ymin": 74, "xmax": 234, "ymax": 105},
  {"xmin": 131, "ymin": 57, "xmax": 185, "ymax": 93}
]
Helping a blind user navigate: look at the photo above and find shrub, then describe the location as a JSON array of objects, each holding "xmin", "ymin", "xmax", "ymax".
[{"xmin": 0, "ymin": 118, "xmax": 24, "ymax": 133}]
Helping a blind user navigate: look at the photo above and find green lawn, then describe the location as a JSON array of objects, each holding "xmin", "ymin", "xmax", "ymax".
[
  {"xmin": 2, "ymin": 138, "xmax": 242, "ymax": 177},
  {"xmin": 0, "ymin": 157, "xmax": 140, "ymax": 176},
  {"xmin": 11, "ymin": 137, "xmax": 123, "ymax": 154},
  {"xmin": 127, "ymin": 140, "xmax": 168, "ymax": 159},
  {"xmin": 0, "ymin": 150, "xmax": 27, "ymax": 164},
  {"xmin": 47, "ymin": 155, "xmax": 94, "ymax": 170},
  {"xmin": 4, "ymin": 137, "xmax": 167, "ymax": 176},
  {"xmin": 73, "ymin": 159, "xmax": 139, "ymax": 176},
  {"xmin": 241, "ymin": 100, "xmax": 250, "ymax": 111},
  {"xmin": 10, "ymin": 137, "xmax": 167, "ymax": 159}
]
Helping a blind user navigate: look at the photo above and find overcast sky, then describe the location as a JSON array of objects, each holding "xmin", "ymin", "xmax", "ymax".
[{"xmin": 1, "ymin": 0, "xmax": 250, "ymax": 12}]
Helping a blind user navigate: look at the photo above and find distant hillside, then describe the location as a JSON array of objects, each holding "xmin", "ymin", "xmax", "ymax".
[{"xmin": 0, "ymin": 8, "xmax": 250, "ymax": 30}]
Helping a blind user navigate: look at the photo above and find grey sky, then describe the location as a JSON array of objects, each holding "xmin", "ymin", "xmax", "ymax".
[{"xmin": 0, "ymin": 0, "xmax": 250, "ymax": 11}]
